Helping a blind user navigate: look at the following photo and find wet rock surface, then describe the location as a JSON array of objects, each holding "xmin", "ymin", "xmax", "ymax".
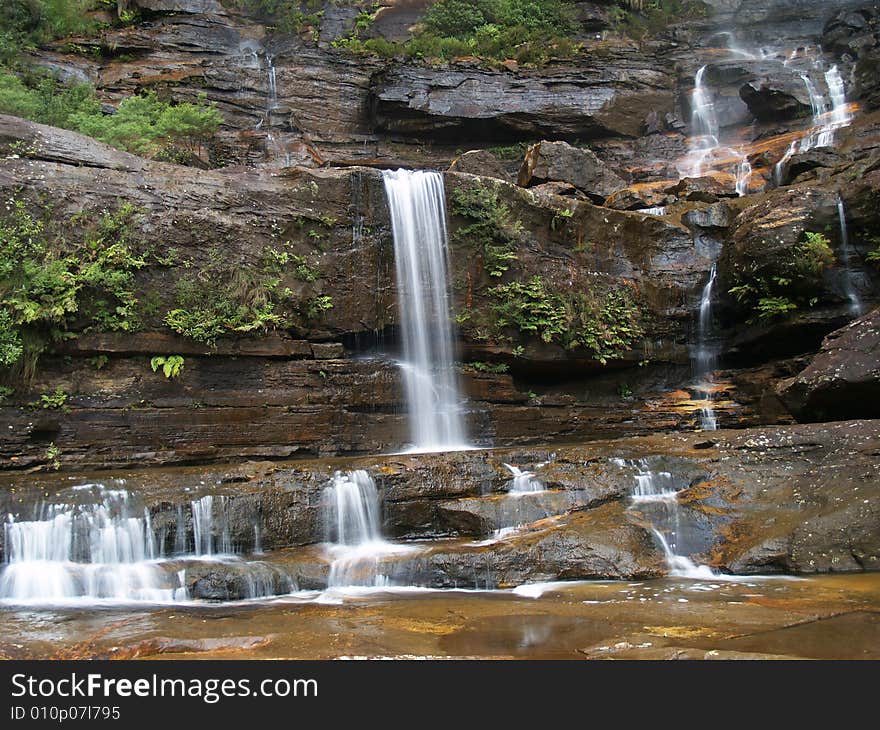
[
  {"xmin": 2, "ymin": 421, "xmax": 877, "ymax": 586},
  {"xmin": 779, "ymin": 307, "xmax": 880, "ymax": 420}
]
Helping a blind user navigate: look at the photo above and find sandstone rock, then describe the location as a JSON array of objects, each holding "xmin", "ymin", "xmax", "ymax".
[
  {"xmin": 683, "ymin": 202, "xmax": 733, "ymax": 230},
  {"xmin": 604, "ymin": 184, "xmax": 673, "ymax": 211},
  {"xmin": 123, "ymin": 0, "xmax": 226, "ymax": 13},
  {"xmin": 448, "ymin": 149, "xmax": 514, "ymax": 182},
  {"xmin": 666, "ymin": 175, "xmax": 737, "ymax": 202},
  {"xmin": 371, "ymin": 58, "xmax": 674, "ymax": 141},
  {"xmin": 739, "ymin": 76, "xmax": 812, "ymax": 122},
  {"xmin": 517, "ymin": 141, "xmax": 626, "ymax": 202},
  {"xmin": 823, "ymin": 4, "xmax": 880, "ymax": 110},
  {"xmin": 779, "ymin": 307, "xmax": 880, "ymax": 421}
]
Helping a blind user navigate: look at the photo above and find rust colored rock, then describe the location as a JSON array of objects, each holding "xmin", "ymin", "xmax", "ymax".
[{"xmin": 517, "ymin": 141, "xmax": 626, "ymax": 203}]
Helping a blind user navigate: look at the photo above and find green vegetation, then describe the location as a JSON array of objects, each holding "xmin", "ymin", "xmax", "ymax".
[
  {"xmin": 450, "ymin": 183, "xmax": 524, "ymax": 277},
  {"xmin": 32, "ymin": 385, "xmax": 68, "ymax": 410},
  {"xmin": 867, "ymin": 236, "xmax": 880, "ymax": 266},
  {"xmin": 464, "ymin": 361, "xmax": 510, "ymax": 374},
  {"xmin": 164, "ymin": 240, "xmax": 331, "ymax": 345},
  {"xmin": 164, "ymin": 274, "xmax": 283, "ymax": 345},
  {"xmin": 150, "ymin": 355, "xmax": 185, "ymax": 379},
  {"xmin": 728, "ymin": 231, "xmax": 836, "ymax": 322},
  {"xmin": 608, "ymin": 0, "xmax": 708, "ymax": 40},
  {"xmin": 0, "ymin": 73, "xmax": 223, "ymax": 163},
  {"xmin": 0, "ymin": 1, "xmax": 222, "ymax": 165},
  {"xmin": 0, "ymin": 199, "xmax": 145, "ymax": 379},
  {"xmin": 306, "ymin": 295, "xmax": 333, "ymax": 319},
  {"xmin": 72, "ymin": 91, "xmax": 222, "ymax": 160},
  {"xmin": 223, "ymin": 1, "xmax": 328, "ymax": 35},
  {"xmin": 44, "ymin": 441, "xmax": 61, "ymax": 469},
  {"xmin": 334, "ymin": 0, "xmax": 581, "ymax": 65},
  {"xmin": 488, "ymin": 276, "xmax": 644, "ymax": 363},
  {"xmin": 0, "ymin": 1, "xmax": 103, "ymax": 63}
]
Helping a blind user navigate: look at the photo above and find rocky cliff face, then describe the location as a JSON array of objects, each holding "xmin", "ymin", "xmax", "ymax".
[{"xmin": 4, "ymin": 1, "xmax": 880, "ymax": 470}]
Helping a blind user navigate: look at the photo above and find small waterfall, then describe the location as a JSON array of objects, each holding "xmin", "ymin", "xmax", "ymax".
[
  {"xmin": 684, "ymin": 66, "xmax": 721, "ymax": 178},
  {"xmin": 503, "ymin": 464, "xmax": 545, "ymax": 495},
  {"xmin": 1, "ymin": 485, "xmax": 278, "ymax": 604},
  {"xmin": 837, "ymin": 196, "xmax": 863, "ymax": 315},
  {"xmin": 776, "ymin": 66, "xmax": 851, "ymax": 184},
  {"xmin": 266, "ymin": 54, "xmax": 277, "ymax": 119},
  {"xmin": 819, "ymin": 65, "xmax": 850, "ymax": 147},
  {"xmin": 382, "ymin": 169, "xmax": 469, "ymax": 453},
  {"xmin": 1, "ymin": 486, "xmax": 184, "ymax": 603},
  {"xmin": 693, "ymin": 264, "xmax": 719, "ymax": 430},
  {"xmin": 638, "ymin": 206, "xmax": 667, "ymax": 216},
  {"xmin": 190, "ymin": 495, "xmax": 232, "ymax": 557},
  {"xmin": 735, "ymin": 159, "xmax": 752, "ymax": 196},
  {"xmin": 322, "ymin": 470, "xmax": 409, "ymax": 588},
  {"xmin": 616, "ymin": 459, "xmax": 718, "ymax": 579}
]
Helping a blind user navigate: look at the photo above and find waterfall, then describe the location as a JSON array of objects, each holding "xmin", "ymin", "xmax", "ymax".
[
  {"xmin": 616, "ymin": 459, "xmax": 718, "ymax": 579},
  {"xmin": 684, "ymin": 66, "xmax": 721, "ymax": 178},
  {"xmin": 382, "ymin": 169, "xmax": 469, "ymax": 453},
  {"xmin": 776, "ymin": 66, "xmax": 851, "ymax": 184},
  {"xmin": 837, "ymin": 196, "xmax": 863, "ymax": 315},
  {"xmin": 735, "ymin": 159, "xmax": 752, "ymax": 196},
  {"xmin": 692, "ymin": 264, "xmax": 719, "ymax": 430},
  {"xmin": 0, "ymin": 486, "xmax": 184, "ymax": 603},
  {"xmin": 1, "ymin": 485, "xmax": 275, "ymax": 604},
  {"xmin": 266, "ymin": 54, "xmax": 277, "ymax": 118},
  {"xmin": 503, "ymin": 464, "xmax": 546, "ymax": 495},
  {"xmin": 190, "ymin": 495, "xmax": 232, "ymax": 557},
  {"xmin": 322, "ymin": 470, "xmax": 410, "ymax": 588}
]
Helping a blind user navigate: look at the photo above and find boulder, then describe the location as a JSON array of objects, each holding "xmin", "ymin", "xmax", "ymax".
[
  {"xmin": 517, "ymin": 141, "xmax": 626, "ymax": 203},
  {"xmin": 448, "ymin": 149, "xmax": 514, "ymax": 182},
  {"xmin": 779, "ymin": 307, "xmax": 880, "ymax": 421},
  {"xmin": 666, "ymin": 175, "xmax": 737, "ymax": 202},
  {"xmin": 739, "ymin": 78, "xmax": 812, "ymax": 122},
  {"xmin": 683, "ymin": 202, "xmax": 733, "ymax": 230},
  {"xmin": 604, "ymin": 184, "xmax": 673, "ymax": 211}
]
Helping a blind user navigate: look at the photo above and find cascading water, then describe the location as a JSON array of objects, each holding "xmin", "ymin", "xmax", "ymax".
[
  {"xmin": 0, "ymin": 484, "xmax": 282, "ymax": 604},
  {"xmin": 615, "ymin": 459, "xmax": 718, "ymax": 579},
  {"xmin": 735, "ymin": 159, "xmax": 752, "ymax": 196},
  {"xmin": 837, "ymin": 195, "xmax": 863, "ymax": 315},
  {"xmin": 322, "ymin": 470, "xmax": 410, "ymax": 588},
  {"xmin": 191, "ymin": 495, "xmax": 232, "ymax": 557},
  {"xmin": 503, "ymin": 464, "xmax": 545, "ymax": 495},
  {"xmin": 692, "ymin": 264, "xmax": 719, "ymax": 430},
  {"xmin": 684, "ymin": 66, "xmax": 721, "ymax": 178},
  {"xmin": 775, "ymin": 65, "xmax": 851, "ymax": 184},
  {"xmin": 382, "ymin": 169, "xmax": 469, "ymax": 453},
  {"xmin": 1, "ymin": 485, "xmax": 183, "ymax": 603}
]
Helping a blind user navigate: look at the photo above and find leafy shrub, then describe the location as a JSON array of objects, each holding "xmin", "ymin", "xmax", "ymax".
[
  {"xmin": 728, "ymin": 230, "xmax": 836, "ymax": 322},
  {"xmin": 334, "ymin": 0, "xmax": 581, "ymax": 64},
  {"xmin": 488, "ymin": 276, "xmax": 644, "ymax": 363},
  {"xmin": 0, "ymin": 199, "xmax": 145, "ymax": 375},
  {"xmin": 150, "ymin": 354, "xmax": 185, "ymax": 378},
  {"xmin": 70, "ymin": 91, "xmax": 222, "ymax": 159},
  {"xmin": 450, "ymin": 183, "xmax": 523, "ymax": 277}
]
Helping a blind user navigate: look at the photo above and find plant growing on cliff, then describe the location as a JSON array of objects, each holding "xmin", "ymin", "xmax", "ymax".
[
  {"xmin": 609, "ymin": 0, "xmax": 708, "ymax": 40},
  {"xmin": 0, "ymin": 199, "xmax": 145, "ymax": 378},
  {"xmin": 150, "ymin": 355, "xmax": 185, "ymax": 379},
  {"xmin": 451, "ymin": 183, "xmax": 524, "ymax": 277},
  {"xmin": 32, "ymin": 385, "xmax": 68, "ymax": 410},
  {"xmin": 71, "ymin": 91, "xmax": 223, "ymax": 161},
  {"xmin": 332, "ymin": 0, "xmax": 582, "ymax": 65},
  {"xmin": 728, "ymin": 230, "xmax": 836, "ymax": 322},
  {"xmin": 488, "ymin": 276, "xmax": 644, "ymax": 363}
]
